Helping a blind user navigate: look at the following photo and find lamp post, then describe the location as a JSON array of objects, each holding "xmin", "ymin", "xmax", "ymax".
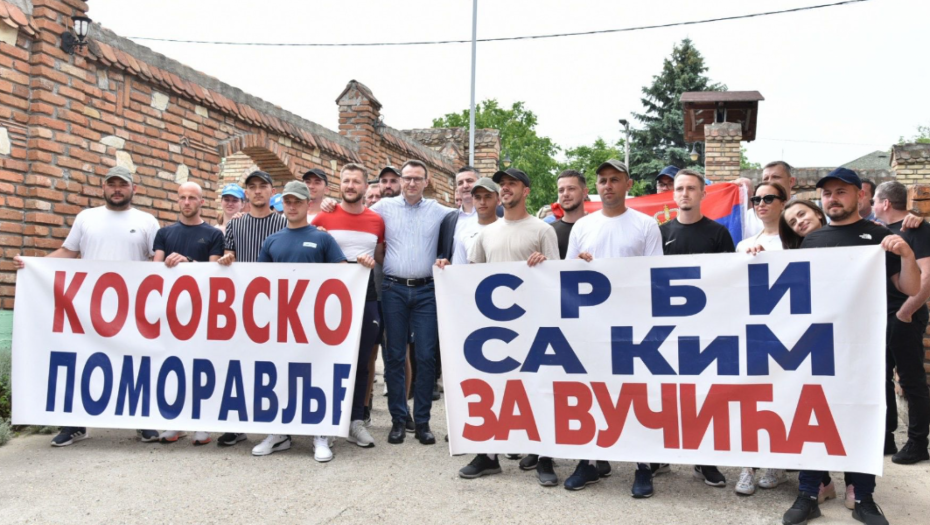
[
  {"xmin": 61, "ymin": 15, "xmax": 92, "ymax": 55},
  {"xmin": 618, "ymin": 119, "xmax": 631, "ymax": 169},
  {"xmin": 690, "ymin": 142, "xmax": 701, "ymax": 163},
  {"xmin": 501, "ymin": 153, "xmax": 511, "ymax": 169},
  {"xmin": 468, "ymin": 0, "xmax": 478, "ymax": 167}
]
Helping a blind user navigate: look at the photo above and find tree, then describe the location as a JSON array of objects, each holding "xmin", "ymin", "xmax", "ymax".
[
  {"xmin": 432, "ymin": 99, "xmax": 560, "ymax": 212},
  {"xmin": 899, "ymin": 124, "xmax": 930, "ymax": 145},
  {"xmin": 630, "ymin": 38, "xmax": 725, "ymax": 183},
  {"xmin": 559, "ymin": 137, "xmax": 649, "ymax": 197},
  {"xmin": 740, "ymin": 146, "xmax": 761, "ymax": 170}
]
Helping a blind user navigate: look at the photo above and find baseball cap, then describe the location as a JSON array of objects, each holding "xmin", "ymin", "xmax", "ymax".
[
  {"xmin": 816, "ymin": 167, "xmax": 862, "ymax": 189},
  {"xmin": 492, "ymin": 168, "xmax": 531, "ymax": 188},
  {"xmin": 595, "ymin": 159, "xmax": 629, "ymax": 176},
  {"xmin": 105, "ymin": 166, "xmax": 133, "ymax": 184},
  {"xmin": 270, "ymin": 194, "xmax": 283, "ymax": 212},
  {"xmin": 379, "ymin": 166, "xmax": 400, "ymax": 178},
  {"xmin": 282, "ymin": 180, "xmax": 310, "ymax": 200},
  {"xmin": 470, "ymin": 177, "xmax": 500, "ymax": 195},
  {"xmin": 302, "ymin": 168, "xmax": 328, "ymax": 185},
  {"xmin": 245, "ymin": 170, "xmax": 273, "ymax": 186},
  {"xmin": 220, "ymin": 183, "xmax": 245, "ymax": 200},
  {"xmin": 657, "ymin": 166, "xmax": 679, "ymax": 179}
]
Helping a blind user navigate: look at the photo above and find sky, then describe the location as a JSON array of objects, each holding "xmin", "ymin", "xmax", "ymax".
[{"xmin": 88, "ymin": 0, "xmax": 930, "ymax": 169}]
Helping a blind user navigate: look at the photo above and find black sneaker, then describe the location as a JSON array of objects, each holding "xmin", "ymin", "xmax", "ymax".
[
  {"xmin": 693, "ymin": 465, "xmax": 726, "ymax": 487},
  {"xmin": 631, "ymin": 468, "xmax": 654, "ymax": 498},
  {"xmin": 891, "ymin": 440, "xmax": 930, "ymax": 465},
  {"xmin": 217, "ymin": 432, "xmax": 247, "ymax": 447},
  {"xmin": 519, "ymin": 454, "xmax": 539, "ymax": 471},
  {"xmin": 596, "ymin": 460, "xmax": 611, "ymax": 478},
  {"xmin": 504, "ymin": 454, "xmax": 522, "ymax": 460},
  {"xmin": 537, "ymin": 457, "xmax": 558, "ymax": 486},
  {"xmin": 650, "ymin": 463, "xmax": 671, "ymax": 475},
  {"xmin": 852, "ymin": 496, "xmax": 888, "ymax": 525},
  {"xmin": 459, "ymin": 454, "xmax": 502, "ymax": 479},
  {"xmin": 564, "ymin": 461, "xmax": 599, "ymax": 491},
  {"xmin": 782, "ymin": 493, "xmax": 821, "ymax": 525},
  {"xmin": 883, "ymin": 434, "xmax": 898, "ymax": 456},
  {"xmin": 138, "ymin": 429, "xmax": 159, "ymax": 442},
  {"xmin": 50, "ymin": 427, "xmax": 88, "ymax": 447}
]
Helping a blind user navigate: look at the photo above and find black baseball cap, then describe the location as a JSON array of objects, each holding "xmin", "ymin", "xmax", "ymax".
[
  {"xmin": 596, "ymin": 159, "xmax": 629, "ymax": 176},
  {"xmin": 379, "ymin": 166, "xmax": 400, "ymax": 178},
  {"xmin": 492, "ymin": 168, "xmax": 531, "ymax": 188},
  {"xmin": 816, "ymin": 167, "xmax": 862, "ymax": 189},
  {"xmin": 244, "ymin": 170, "xmax": 273, "ymax": 185},
  {"xmin": 302, "ymin": 168, "xmax": 328, "ymax": 185}
]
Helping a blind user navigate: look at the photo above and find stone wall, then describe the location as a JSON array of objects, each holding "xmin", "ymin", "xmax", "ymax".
[
  {"xmin": 703, "ymin": 122, "xmax": 742, "ymax": 182},
  {"xmin": 403, "ymin": 127, "xmax": 501, "ymax": 179}
]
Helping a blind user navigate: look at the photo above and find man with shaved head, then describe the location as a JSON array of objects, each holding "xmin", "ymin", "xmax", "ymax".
[{"xmin": 153, "ymin": 181, "xmax": 226, "ymax": 445}]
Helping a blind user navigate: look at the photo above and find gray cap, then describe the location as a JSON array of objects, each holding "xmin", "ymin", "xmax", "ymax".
[
  {"xmin": 105, "ymin": 166, "xmax": 133, "ymax": 184},
  {"xmin": 595, "ymin": 159, "xmax": 629, "ymax": 176},
  {"xmin": 282, "ymin": 180, "xmax": 310, "ymax": 200},
  {"xmin": 470, "ymin": 177, "xmax": 500, "ymax": 195}
]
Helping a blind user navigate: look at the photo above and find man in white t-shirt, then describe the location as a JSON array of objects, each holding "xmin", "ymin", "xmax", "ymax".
[
  {"xmin": 444, "ymin": 177, "xmax": 500, "ymax": 266},
  {"xmin": 13, "ymin": 165, "xmax": 161, "ymax": 447},
  {"xmin": 565, "ymin": 159, "xmax": 662, "ymax": 498}
]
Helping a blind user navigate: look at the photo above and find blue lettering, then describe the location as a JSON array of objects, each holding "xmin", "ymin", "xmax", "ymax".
[
  {"xmin": 521, "ymin": 327, "xmax": 586, "ymax": 373},
  {"xmin": 749, "ymin": 262, "xmax": 812, "ymax": 315},
  {"xmin": 80, "ymin": 352, "xmax": 113, "ymax": 416},
  {"xmin": 475, "ymin": 273, "xmax": 525, "ymax": 322},
  {"xmin": 678, "ymin": 336, "xmax": 739, "ymax": 375},
  {"xmin": 156, "ymin": 356, "xmax": 186, "ymax": 420},
  {"xmin": 561, "ymin": 270, "xmax": 611, "ymax": 319},
  {"xmin": 253, "ymin": 361, "xmax": 278, "ymax": 423},
  {"xmin": 282, "ymin": 363, "xmax": 326, "ymax": 424},
  {"xmin": 464, "ymin": 327, "xmax": 520, "ymax": 373},
  {"xmin": 746, "ymin": 323, "xmax": 835, "ymax": 376},
  {"xmin": 46, "ymin": 351, "xmax": 76, "ymax": 413},
  {"xmin": 219, "ymin": 360, "xmax": 248, "ymax": 421},
  {"xmin": 611, "ymin": 326, "xmax": 676, "ymax": 375},
  {"xmin": 192, "ymin": 359, "xmax": 215, "ymax": 420},
  {"xmin": 331, "ymin": 364, "xmax": 351, "ymax": 425},
  {"xmin": 115, "ymin": 355, "xmax": 151, "ymax": 416},
  {"xmin": 651, "ymin": 267, "xmax": 707, "ymax": 317}
]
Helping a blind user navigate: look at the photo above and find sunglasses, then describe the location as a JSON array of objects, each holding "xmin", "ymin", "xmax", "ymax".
[{"xmin": 751, "ymin": 195, "xmax": 784, "ymax": 206}]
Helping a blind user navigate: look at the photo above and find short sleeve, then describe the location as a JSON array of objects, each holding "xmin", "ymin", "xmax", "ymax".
[
  {"xmin": 541, "ymin": 226, "xmax": 560, "ymax": 261},
  {"xmin": 153, "ymin": 229, "xmax": 167, "ymax": 253},
  {"xmin": 469, "ymin": 231, "xmax": 487, "ymax": 264},
  {"xmin": 643, "ymin": 220, "xmax": 664, "ymax": 257},
  {"xmin": 374, "ymin": 215, "xmax": 385, "ymax": 244},
  {"xmin": 719, "ymin": 227, "xmax": 736, "ymax": 253},
  {"xmin": 145, "ymin": 216, "xmax": 159, "ymax": 257},
  {"xmin": 257, "ymin": 236, "xmax": 272, "ymax": 263},
  {"xmin": 324, "ymin": 234, "xmax": 347, "ymax": 263},
  {"xmin": 886, "ymin": 251, "xmax": 901, "ymax": 279},
  {"xmin": 208, "ymin": 228, "xmax": 225, "ymax": 257},
  {"xmin": 61, "ymin": 211, "xmax": 85, "ymax": 253},
  {"xmin": 566, "ymin": 224, "xmax": 581, "ymax": 260},
  {"xmin": 224, "ymin": 220, "xmax": 236, "ymax": 253}
]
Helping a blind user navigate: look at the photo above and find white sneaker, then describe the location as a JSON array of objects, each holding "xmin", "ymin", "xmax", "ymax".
[
  {"xmin": 191, "ymin": 431, "xmax": 211, "ymax": 446},
  {"xmin": 382, "ymin": 381, "xmax": 388, "ymax": 396},
  {"xmin": 348, "ymin": 420, "xmax": 375, "ymax": 448},
  {"xmin": 313, "ymin": 435, "xmax": 333, "ymax": 462},
  {"xmin": 251, "ymin": 434, "xmax": 291, "ymax": 456},
  {"xmin": 735, "ymin": 467, "xmax": 756, "ymax": 495},
  {"xmin": 158, "ymin": 430, "xmax": 186, "ymax": 443},
  {"xmin": 758, "ymin": 468, "xmax": 787, "ymax": 489}
]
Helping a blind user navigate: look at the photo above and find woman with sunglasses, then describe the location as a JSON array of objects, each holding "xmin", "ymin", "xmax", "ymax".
[{"xmin": 736, "ymin": 183, "xmax": 789, "ymax": 254}]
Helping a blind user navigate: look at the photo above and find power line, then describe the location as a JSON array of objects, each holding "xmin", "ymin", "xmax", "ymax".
[
  {"xmin": 125, "ymin": 0, "xmax": 869, "ymax": 48},
  {"xmin": 757, "ymin": 137, "xmax": 889, "ymax": 147}
]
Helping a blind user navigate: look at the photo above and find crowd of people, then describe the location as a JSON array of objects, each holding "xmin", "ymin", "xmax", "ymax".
[{"xmin": 12, "ymin": 154, "xmax": 930, "ymax": 525}]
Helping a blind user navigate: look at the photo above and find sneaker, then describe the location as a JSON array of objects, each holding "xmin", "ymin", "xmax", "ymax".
[
  {"xmin": 252, "ymin": 434, "xmax": 291, "ymax": 456},
  {"xmin": 138, "ymin": 429, "xmax": 160, "ymax": 443},
  {"xmin": 348, "ymin": 420, "xmax": 375, "ymax": 448},
  {"xmin": 782, "ymin": 493, "xmax": 821, "ymax": 525},
  {"xmin": 459, "ymin": 454, "xmax": 502, "ymax": 479},
  {"xmin": 852, "ymin": 496, "xmax": 888, "ymax": 525},
  {"xmin": 650, "ymin": 463, "xmax": 671, "ymax": 475},
  {"xmin": 564, "ymin": 461, "xmax": 600, "ymax": 491},
  {"xmin": 883, "ymin": 434, "xmax": 898, "ymax": 456},
  {"xmin": 362, "ymin": 406, "xmax": 372, "ymax": 427},
  {"xmin": 50, "ymin": 427, "xmax": 88, "ymax": 447},
  {"xmin": 519, "ymin": 454, "xmax": 539, "ymax": 471},
  {"xmin": 817, "ymin": 480, "xmax": 836, "ymax": 504},
  {"xmin": 158, "ymin": 430, "xmax": 186, "ymax": 443},
  {"xmin": 192, "ymin": 431, "xmax": 211, "ymax": 446},
  {"xmin": 735, "ymin": 467, "xmax": 756, "ymax": 495},
  {"xmin": 596, "ymin": 460, "xmax": 611, "ymax": 478},
  {"xmin": 504, "ymin": 454, "xmax": 522, "ymax": 460},
  {"xmin": 759, "ymin": 468, "xmax": 788, "ymax": 489},
  {"xmin": 845, "ymin": 484, "xmax": 856, "ymax": 510},
  {"xmin": 892, "ymin": 440, "xmax": 930, "ymax": 464},
  {"xmin": 313, "ymin": 435, "xmax": 333, "ymax": 462},
  {"xmin": 632, "ymin": 468, "xmax": 654, "ymax": 498},
  {"xmin": 693, "ymin": 465, "xmax": 726, "ymax": 487},
  {"xmin": 217, "ymin": 432, "xmax": 246, "ymax": 447},
  {"xmin": 536, "ymin": 457, "xmax": 558, "ymax": 486}
]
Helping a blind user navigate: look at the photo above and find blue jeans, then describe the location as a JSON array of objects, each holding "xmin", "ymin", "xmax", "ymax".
[
  {"xmin": 381, "ymin": 280, "xmax": 438, "ymax": 425},
  {"xmin": 798, "ymin": 470, "xmax": 874, "ymax": 500}
]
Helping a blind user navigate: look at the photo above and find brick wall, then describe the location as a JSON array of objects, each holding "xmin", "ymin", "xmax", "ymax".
[
  {"xmin": 703, "ymin": 122, "xmax": 742, "ymax": 182},
  {"xmin": 403, "ymin": 127, "xmax": 502, "ymax": 179}
]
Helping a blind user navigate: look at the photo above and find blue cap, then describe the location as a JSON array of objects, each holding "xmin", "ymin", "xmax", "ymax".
[
  {"xmin": 221, "ymin": 184, "xmax": 245, "ymax": 200},
  {"xmin": 816, "ymin": 167, "xmax": 862, "ymax": 189},
  {"xmin": 657, "ymin": 166, "xmax": 679, "ymax": 180},
  {"xmin": 270, "ymin": 194, "xmax": 283, "ymax": 212}
]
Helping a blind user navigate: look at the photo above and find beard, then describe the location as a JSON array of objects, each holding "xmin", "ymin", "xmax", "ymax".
[
  {"xmin": 343, "ymin": 193, "xmax": 362, "ymax": 204},
  {"xmin": 561, "ymin": 201, "xmax": 581, "ymax": 213},
  {"xmin": 826, "ymin": 205, "xmax": 855, "ymax": 222},
  {"xmin": 180, "ymin": 207, "xmax": 199, "ymax": 219},
  {"xmin": 381, "ymin": 187, "xmax": 397, "ymax": 198},
  {"xmin": 104, "ymin": 192, "xmax": 132, "ymax": 209},
  {"xmin": 678, "ymin": 204, "xmax": 692, "ymax": 211}
]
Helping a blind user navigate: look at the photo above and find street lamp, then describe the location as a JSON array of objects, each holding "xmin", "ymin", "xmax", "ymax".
[
  {"xmin": 618, "ymin": 119, "xmax": 631, "ymax": 169},
  {"xmin": 61, "ymin": 15, "xmax": 92, "ymax": 55},
  {"xmin": 373, "ymin": 115, "xmax": 385, "ymax": 136},
  {"xmin": 690, "ymin": 143, "xmax": 701, "ymax": 162},
  {"xmin": 501, "ymin": 153, "xmax": 511, "ymax": 169}
]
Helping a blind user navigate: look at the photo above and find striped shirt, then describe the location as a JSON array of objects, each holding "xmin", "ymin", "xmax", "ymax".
[
  {"xmin": 223, "ymin": 213, "xmax": 287, "ymax": 263},
  {"xmin": 371, "ymin": 195, "xmax": 453, "ymax": 279}
]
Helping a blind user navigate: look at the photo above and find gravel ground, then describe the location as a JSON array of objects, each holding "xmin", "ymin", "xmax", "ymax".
[{"xmin": 3, "ymin": 364, "xmax": 930, "ymax": 525}]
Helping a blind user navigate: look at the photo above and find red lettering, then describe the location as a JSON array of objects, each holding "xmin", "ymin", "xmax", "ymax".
[
  {"xmin": 633, "ymin": 383, "xmax": 680, "ymax": 449},
  {"xmin": 135, "ymin": 275, "xmax": 163, "ymax": 339},
  {"xmin": 496, "ymin": 380, "xmax": 540, "ymax": 441},
  {"xmin": 243, "ymin": 278, "xmax": 271, "ymax": 343},
  {"xmin": 593, "ymin": 382, "xmax": 635, "ymax": 448},
  {"xmin": 785, "ymin": 384, "xmax": 846, "ymax": 456},
  {"xmin": 167, "ymin": 276, "xmax": 202, "ymax": 341},
  {"xmin": 90, "ymin": 272, "xmax": 129, "ymax": 337},
  {"xmin": 461, "ymin": 379, "xmax": 498, "ymax": 441},
  {"xmin": 554, "ymin": 381, "xmax": 595, "ymax": 445},
  {"xmin": 53, "ymin": 271, "xmax": 86, "ymax": 333},
  {"xmin": 734, "ymin": 384, "xmax": 788, "ymax": 453},
  {"xmin": 277, "ymin": 279, "xmax": 309, "ymax": 344},
  {"xmin": 680, "ymin": 384, "xmax": 733, "ymax": 451},
  {"xmin": 207, "ymin": 277, "xmax": 237, "ymax": 341},
  {"xmin": 314, "ymin": 279, "xmax": 352, "ymax": 346}
]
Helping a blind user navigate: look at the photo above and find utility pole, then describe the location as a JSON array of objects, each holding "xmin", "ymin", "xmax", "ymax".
[
  {"xmin": 468, "ymin": 0, "xmax": 478, "ymax": 167},
  {"xmin": 618, "ymin": 119, "xmax": 631, "ymax": 168}
]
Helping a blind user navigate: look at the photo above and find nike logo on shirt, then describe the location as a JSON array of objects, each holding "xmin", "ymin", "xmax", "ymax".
[{"xmin": 665, "ymin": 239, "xmax": 676, "ymax": 245}]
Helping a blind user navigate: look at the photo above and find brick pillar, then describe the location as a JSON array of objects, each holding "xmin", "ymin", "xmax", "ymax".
[
  {"xmin": 703, "ymin": 122, "xmax": 742, "ymax": 182},
  {"xmin": 336, "ymin": 80, "xmax": 380, "ymax": 172},
  {"xmin": 473, "ymin": 129, "xmax": 500, "ymax": 177}
]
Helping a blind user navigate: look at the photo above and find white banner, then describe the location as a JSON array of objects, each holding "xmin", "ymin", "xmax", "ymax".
[
  {"xmin": 436, "ymin": 246, "xmax": 887, "ymax": 475},
  {"xmin": 12, "ymin": 258, "xmax": 369, "ymax": 437}
]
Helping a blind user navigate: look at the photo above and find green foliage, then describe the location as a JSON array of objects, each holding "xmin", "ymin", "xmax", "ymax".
[
  {"xmin": 630, "ymin": 38, "xmax": 725, "ymax": 182},
  {"xmin": 432, "ymin": 99, "xmax": 560, "ymax": 212},
  {"xmin": 0, "ymin": 346, "xmax": 10, "ymax": 424},
  {"xmin": 0, "ymin": 418, "xmax": 11, "ymax": 446},
  {"xmin": 899, "ymin": 124, "xmax": 930, "ymax": 145},
  {"xmin": 559, "ymin": 137, "xmax": 625, "ymax": 191},
  {"xmin": 740, "ymin": 146, "xmax": 761, "ymax": 170}
]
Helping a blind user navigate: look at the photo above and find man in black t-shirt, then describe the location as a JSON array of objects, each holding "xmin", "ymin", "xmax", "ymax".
[
  {"xmin": 873, "ymin": 181, "xmax": 930, "ymax": 466},
  {"xmin": 784, "ymin": 169, "xmax": 919, "ymax": 525},
  {"xmin": 551, "ymin": 170, "xmax": 589, "ymax": 259},
  {"xmin": 660, "ymin": 169, "xmax": 735, "ymax": 256}
]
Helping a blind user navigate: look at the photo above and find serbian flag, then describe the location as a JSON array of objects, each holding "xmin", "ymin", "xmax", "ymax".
[{"xmin": 551, "ymin": 182, "xmax": 744, "ymax": 245}]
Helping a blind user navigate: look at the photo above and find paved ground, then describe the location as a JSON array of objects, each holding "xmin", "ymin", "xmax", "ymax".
[{"xmin": 3, "ymin": 366, "xmax": 930, "ymax": 524}]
